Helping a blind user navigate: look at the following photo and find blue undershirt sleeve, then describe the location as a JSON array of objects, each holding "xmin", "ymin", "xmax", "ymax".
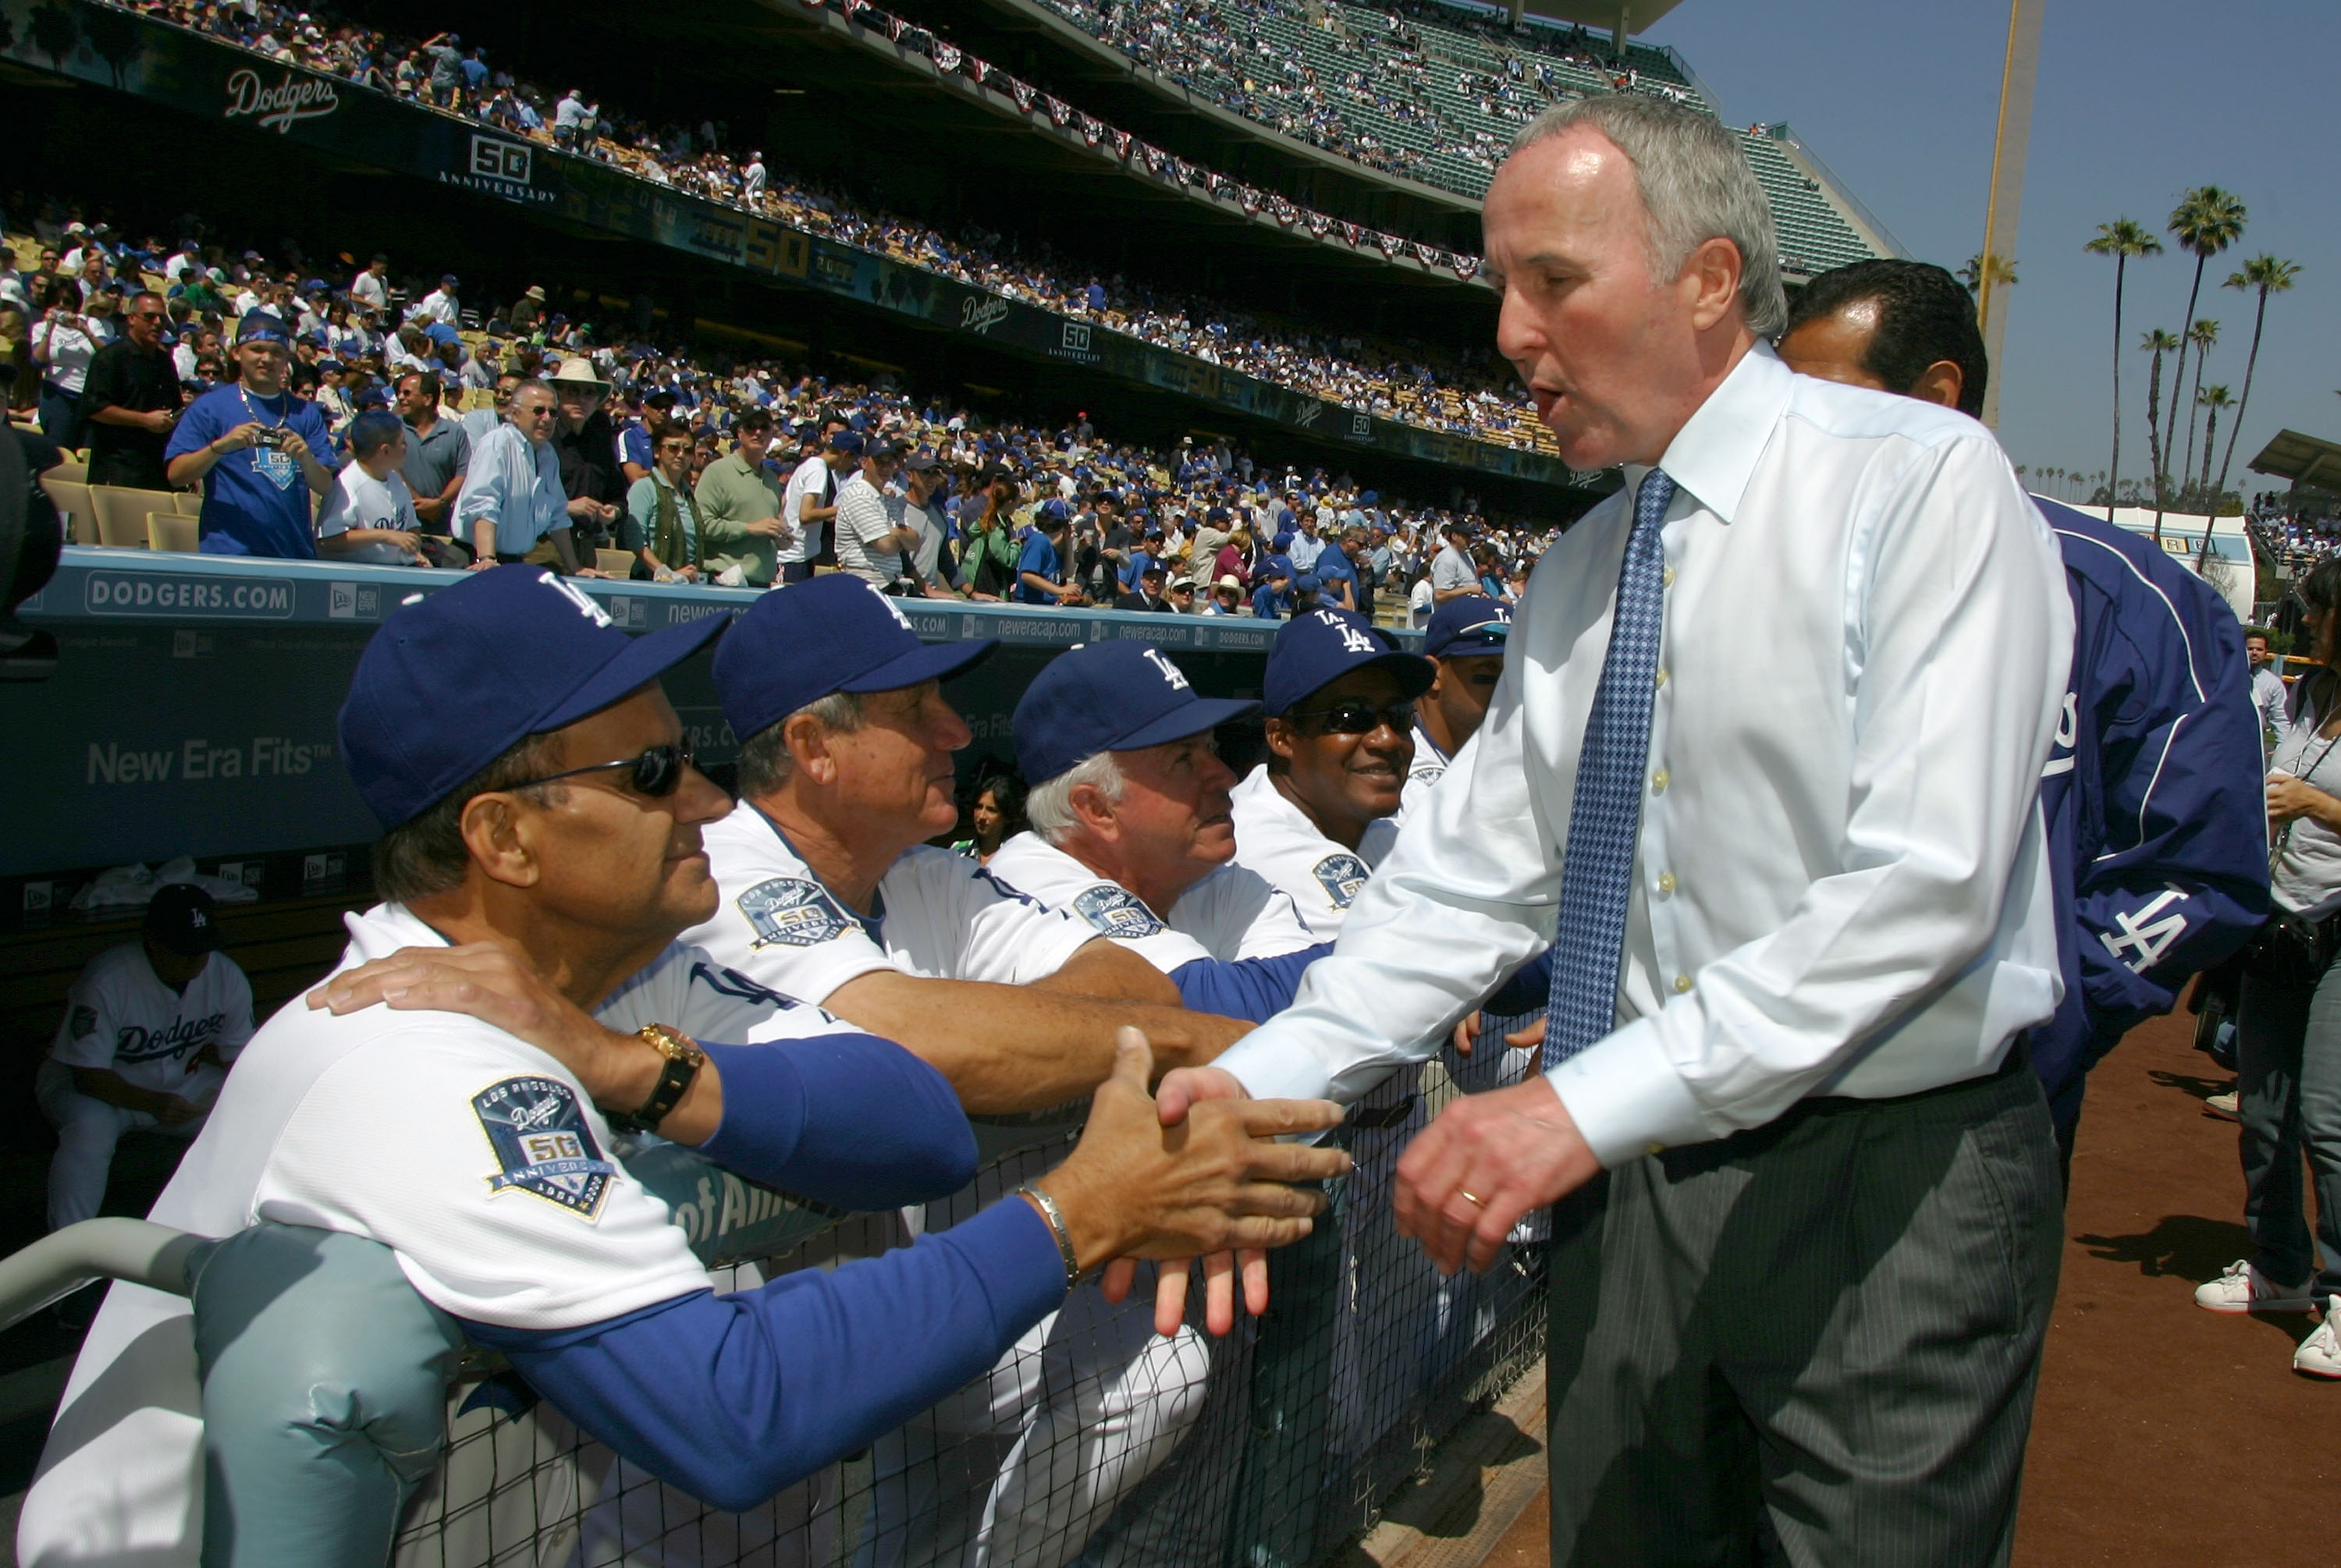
[
  {"xmin": 1481, "ymin": 949, "xmax": 1553, "ymax": 1018},
  {"xmin": 462, "ymin": 1199, "xmax": 1065, "ymax": 1512},
  {"xmin": 1168, "ymin": 944, "xmax": 1332, "ymax": 1023},
  {"xmin": 693, "ymin": 1037, "xmax": 975, "ymax": 1209}
]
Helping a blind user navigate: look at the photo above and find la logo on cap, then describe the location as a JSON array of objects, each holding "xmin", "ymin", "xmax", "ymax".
[
  {"xmin": 864, "ymin": 582, "xmax": 914, "ymax": 630},
  {"xmin": 1141, "ymin": 647, "xmax": 1190, "ymax": 691},
  {"xmin": 543, "ymin": 572, "xmax": 611, "ymax": 628}
]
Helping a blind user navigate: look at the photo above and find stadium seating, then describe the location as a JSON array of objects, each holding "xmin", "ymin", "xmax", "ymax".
[{"xmin": 1031, "ymin": 0, "xmax": 1882, "ymax": 273}]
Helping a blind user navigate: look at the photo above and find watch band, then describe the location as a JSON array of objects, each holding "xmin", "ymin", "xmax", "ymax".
[
  {"xmin": 608, "ymin": 1023, "xmax": 703, "ymax": 1134},
  {"xmin": 1016, "ymin": 1183, "xmax": 1083, "ymax": 1292}
]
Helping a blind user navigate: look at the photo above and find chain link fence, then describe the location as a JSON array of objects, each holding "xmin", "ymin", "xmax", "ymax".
[{"xmin": 385, "ymin": 1046, "xmax": 1549, "ymax": 1568}]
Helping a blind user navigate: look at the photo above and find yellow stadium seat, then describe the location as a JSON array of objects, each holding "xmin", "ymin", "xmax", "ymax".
[
  {"xmin": 41, "ymin": 476, "xmax": 99, "ymax": 545},
  {"xmin": 147, "ymin": 511, "xmax": 200, "ymax": 553},
  {"xmin": 91, "ymin": 487, "xmax": 186, "ymax": 549},
  {"xmin": 174, "ymin": 490, "xmax": 203, "ymax": 516}
]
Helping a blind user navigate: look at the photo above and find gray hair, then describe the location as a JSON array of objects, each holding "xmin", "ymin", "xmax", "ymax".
[
  {"xmin": 503, "ymin": 378, "xmax": 555, "ymax": 418},
  {"xmin": 734, "ymin": 691, "xmax": 866, "ymax": 796},
  {"xmin": 1026, "ymin": 751, "xmax": 1126, "ymax": 846},
  {"xmin": 1508, "ymin": 96, "xmax": 1788, "ymax": 338}
]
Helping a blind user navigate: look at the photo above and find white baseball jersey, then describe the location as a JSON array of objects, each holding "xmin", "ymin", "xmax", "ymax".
[
  {"xmin": 986, "ymin": 832, "xmax": 1320, "ymax": 975},
  {"xmin": 1395, "ymin": 722, "xmax": 1452, "ymax": 826},
  {"xmin": 49, "ymin": 944, "xmax": 254, "ymax": 1103},
  {"xmin": 1227, "ymin": 766, "xmax": 1398, "ymax": 942},
  {"xmin": 20, "ymin": 903, "xmax": 861, "ymax": 1568},
  {"xmin": 680, "ymin": 803, "xmax": 1099, "ymax": 1003}
]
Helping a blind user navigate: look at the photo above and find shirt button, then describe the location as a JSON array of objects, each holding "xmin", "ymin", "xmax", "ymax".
[
  {"xmin": 1657, "ymin": 871, "xmax": 1677, "ymax": 896},
  {"xmin": 1673, "ymin": 973, "xmax": 1693, "ymax": 994},
  {"xmin": 1645, "ymin": 1141, "xmax": 1668, "ymax": 1156},
  {"xmin": 1650, "ymin": 768, "xmax": 1669, "ymax": 793},
  {"xmin": 1654, "ymin": 667, "xmax": 1669, "ymax": 689},
  {"xmin": 1661, "ymin": 566, "xmax": 1676, "ymax": 588}
]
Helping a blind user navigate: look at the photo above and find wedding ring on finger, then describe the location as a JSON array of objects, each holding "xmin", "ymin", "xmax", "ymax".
[{"xmin": 1458, "ymin": 1190, "xmax": 1487, "ymax": 1208}]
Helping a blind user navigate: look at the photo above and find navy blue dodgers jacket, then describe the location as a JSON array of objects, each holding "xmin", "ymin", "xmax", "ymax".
[{"xmin": 2033, "ymin": 498, "xmax": 2269, "ymax": 1104}]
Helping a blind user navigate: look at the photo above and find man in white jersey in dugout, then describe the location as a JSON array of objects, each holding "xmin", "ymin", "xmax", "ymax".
[{"xmin": 679, "ymin": 577, "xmax": 1259, "ymax": 1568}]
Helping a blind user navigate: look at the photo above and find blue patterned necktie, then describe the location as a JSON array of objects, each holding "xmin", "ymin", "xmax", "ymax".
[{"xmin": 1544, "ymin": 467, "xmax": 1675, "ymax": 1068}]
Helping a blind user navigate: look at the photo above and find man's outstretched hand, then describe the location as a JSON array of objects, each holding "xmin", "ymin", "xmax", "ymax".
[
  {"xmin": 1392, "ymin": 1076, "xmax": 1597, "ymax": 1275},
  {"xmin": 1101, "ymin": 1064, "xmax": 1266, "ymax": 1336}
]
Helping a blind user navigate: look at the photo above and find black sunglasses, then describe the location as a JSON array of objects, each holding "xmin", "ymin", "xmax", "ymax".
[
  {"xmin": 506, "ymin": 743, "xmax": 696, "ymax": 798},
  {"xmin": 1286, "ymin": 699, "xmax": 1416, "ymax": 736}
]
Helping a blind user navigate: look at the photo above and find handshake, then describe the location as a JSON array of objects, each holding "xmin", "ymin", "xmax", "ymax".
[{"xmin": 312, "ymin": 945, "xmax": 1352, "ymax": 1332}]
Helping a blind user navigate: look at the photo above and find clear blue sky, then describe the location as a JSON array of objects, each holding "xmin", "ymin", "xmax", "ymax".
[{"xmin": 1642, "ymin": 0, "xmax": 2336, "ymax": 495}]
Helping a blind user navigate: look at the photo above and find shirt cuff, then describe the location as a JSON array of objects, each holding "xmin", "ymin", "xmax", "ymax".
[
  {"xmin": 1210, "ymin": 1024, "xmax": 1334, "ymax": 1104},
  {"xmin": 1542, "ymin": 1017, "xmax": 1709, "ymax": 1168}
]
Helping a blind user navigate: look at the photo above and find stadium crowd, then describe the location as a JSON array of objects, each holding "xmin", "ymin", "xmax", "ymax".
[
  {"xmin": 8, "ymin": 70, "xmax": 2339, "ymax": 1568},
  {"xmin": 94, "ymin": 0, "xmax": 1559, "ymax": 452},
  {"xmin": 1032, "ymin": 0, "xmax": 1700, "ymax": 190},
  {"xmin": 12, "ymin": 192, "xmax": 1547, "ymax": 605}
]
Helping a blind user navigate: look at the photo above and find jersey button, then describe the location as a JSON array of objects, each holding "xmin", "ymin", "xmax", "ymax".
[
  {"xmin": 1672, "ymin": 972, "xmax": 1693, "ymax": 994},
  {"xmin": 1657, "ymin": 871, "xmax": 1677, "ymax": 896}
]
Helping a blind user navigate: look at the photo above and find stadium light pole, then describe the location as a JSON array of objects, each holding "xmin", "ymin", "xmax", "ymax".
[{"xmin": 1976, "ymin": 0, "xmax": 2046, "ymax": 427}]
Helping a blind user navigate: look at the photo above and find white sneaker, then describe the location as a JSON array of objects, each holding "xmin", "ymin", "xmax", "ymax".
[
  {"xmin": 2204, "ymin": 1090, "xmax": 2240, "ymax": 1122},
  {"xmin": 2296, "ymin": 1300, "xmax": 2341, "ymax": 1378},
  {"xmin": 2196, "ymin": 1258, "xmax": 2316, "ymax": 1314}
]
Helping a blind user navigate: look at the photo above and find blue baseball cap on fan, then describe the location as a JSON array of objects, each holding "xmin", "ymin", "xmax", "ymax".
[
  {"xmin": 1424, "ymin": 594, "xmax": 1513, "ymax": 658},
  {"xmin": 1263, "ymin": 608, "xmax": 1433, "ymax": 716},
  {"xmin": 1014, "ymin": 642, "xmax": 1259, "ymax": 786},
  {"xmin": 714, "ymin": 575, "xmax": 996, "ymax": 746},
  {"xmin": 235, "ymin": 311, "xmax": 291, "ymax": 346},
  {"xmin": 337, "ymin": 566, "xmax": 727, "ymax": 828}
]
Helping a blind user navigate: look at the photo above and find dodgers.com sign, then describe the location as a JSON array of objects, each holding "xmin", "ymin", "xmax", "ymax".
[{"xmin": 84, "ymin": 573, "xmax": 295, "ymax": 619}]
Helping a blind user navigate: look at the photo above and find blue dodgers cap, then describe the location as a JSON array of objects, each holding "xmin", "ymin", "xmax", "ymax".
[
  {"xmin": 714, "ymin": 576, "xmax": 996, "ymax": 746},
  {"xmin": 337, "ymin": 567, "xmax": 726, "ymax": 829},
  {"xmin": 1263, "ymin": 608, "xmax": 1435, "ymax": 716},
  {"xmin": 235, "ymin": 311, "xmax": 291, "ymax": 346},
  {"xmin": 1293, "ymin": 573, "xmax": 1323, "ymax": 596},
  {"xmin": 827, "ymin": 430, "xmax": 865, "ymax": 456},
  {"xmin": 1425, "ymin": 594, "xmax": 1513, "ymax": 658},
  {"xmin": 1014, "ymin": 642, "xmax": 1259, "ymax": 786}
]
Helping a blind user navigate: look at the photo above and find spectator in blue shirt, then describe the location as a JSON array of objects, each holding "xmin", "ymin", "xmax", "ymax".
[
  {"xmin": 1018, "ymin": 504, "xmax": 1082, "ymax": 605},
  {"xmin": 163, "ymin": 313, "xmax": 335, "ymax": 559},
  {"xmin": 1252, "ymin": 559, "xmax": 1295, "ymax": 619}
]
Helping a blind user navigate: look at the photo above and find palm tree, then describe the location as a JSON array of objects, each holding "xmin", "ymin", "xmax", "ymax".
[
  {"xmin": 1958, "ymin": 251, "xmax": 2019, "ymax": 296},
  {"xmin": 2215, "ymin": 254, "xmax": 2302, "ymax": 495},
  {"xmin": 2086, "ymin": 218, "xmax": 2162, "ymax": 520},
  {"xmin": 2197, "ymin": 386, "xmax": 2233, "ymax": 489},
  {"xmin": 2140, "ymin": 328, "xmax": 2182, "ymax": 537},
  {"xmin": 2162, "ymin": 186, "xmax": 2247, "ymax": 493},
  {"xmin": 2182, "ymin": 319, "xmax": 2220, "ymax": 490}
]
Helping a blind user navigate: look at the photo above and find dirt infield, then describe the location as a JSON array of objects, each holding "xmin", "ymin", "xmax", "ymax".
[
  {"xmin": 1477, "ymin": 1007, "xmax": 2332, "ymax": 1566},
  {"xmin": 2017, "ymin": 1006, "xmax": 2333, "ymax": 1565}
]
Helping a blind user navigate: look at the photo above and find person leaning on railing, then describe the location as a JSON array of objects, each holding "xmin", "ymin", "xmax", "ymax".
[{"xmin": 16, "ymin": 566, "xmax": 1348, "ymax": 1564}]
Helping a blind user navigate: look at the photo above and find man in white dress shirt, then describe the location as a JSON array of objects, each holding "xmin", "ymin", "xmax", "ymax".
[{"xmin": 1156, "ymin": 96, "xmax": 2073, "ymax": 1563}]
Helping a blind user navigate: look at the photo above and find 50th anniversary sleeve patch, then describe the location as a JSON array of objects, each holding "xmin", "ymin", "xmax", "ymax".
[
  {"xmin": 738, "ymin": 877, "xmax": 852, "ymax": 948},
  {"xmin": 1311, "ymin": 853, "xmax": 1372, "ymax": 909},
  {"xmin": 474, "ymin": 1077, "xmax": 617, "ymax": 1218},
  {"xmin": 1071, "ymin": 884, "xmax": 1167, "ymax": 938}
]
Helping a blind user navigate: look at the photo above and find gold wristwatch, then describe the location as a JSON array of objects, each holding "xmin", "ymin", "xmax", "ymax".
[{"xmin": 607, "ymin": 1023, "xmax": 705, "ymax": 1134}]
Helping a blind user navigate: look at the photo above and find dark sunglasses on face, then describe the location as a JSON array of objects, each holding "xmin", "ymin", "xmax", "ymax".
[
  {"xmin": 1288, "ymin": 699, "xmax": 1416, "ymax": 736},
  {"xmin": 506, "ymin": 743, "xmax": 696, "ymax": 798}
]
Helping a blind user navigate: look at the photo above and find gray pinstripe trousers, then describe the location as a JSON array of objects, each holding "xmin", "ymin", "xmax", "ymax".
[{"xmin": 1543, "ymin": 1056, "xmax": 2062, "ymax": 1567}]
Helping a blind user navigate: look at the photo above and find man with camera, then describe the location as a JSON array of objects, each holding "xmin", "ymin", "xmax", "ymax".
[
  {"xmin": 80, "ymin": 290, "xmax": 179, "ymax": 490},
  {"xmin": 163, "ymin": 312, "xmax": 334, "ymax": 559}
]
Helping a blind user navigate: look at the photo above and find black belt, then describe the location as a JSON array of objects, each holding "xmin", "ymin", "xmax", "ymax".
[
  {"xmin": 495, "ymin": 552, "xmax": 529, "ymax": 565},
  {"xmin": 1800, "ymin": 1031, "xmax": 2032, "ymax": 1114}
]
